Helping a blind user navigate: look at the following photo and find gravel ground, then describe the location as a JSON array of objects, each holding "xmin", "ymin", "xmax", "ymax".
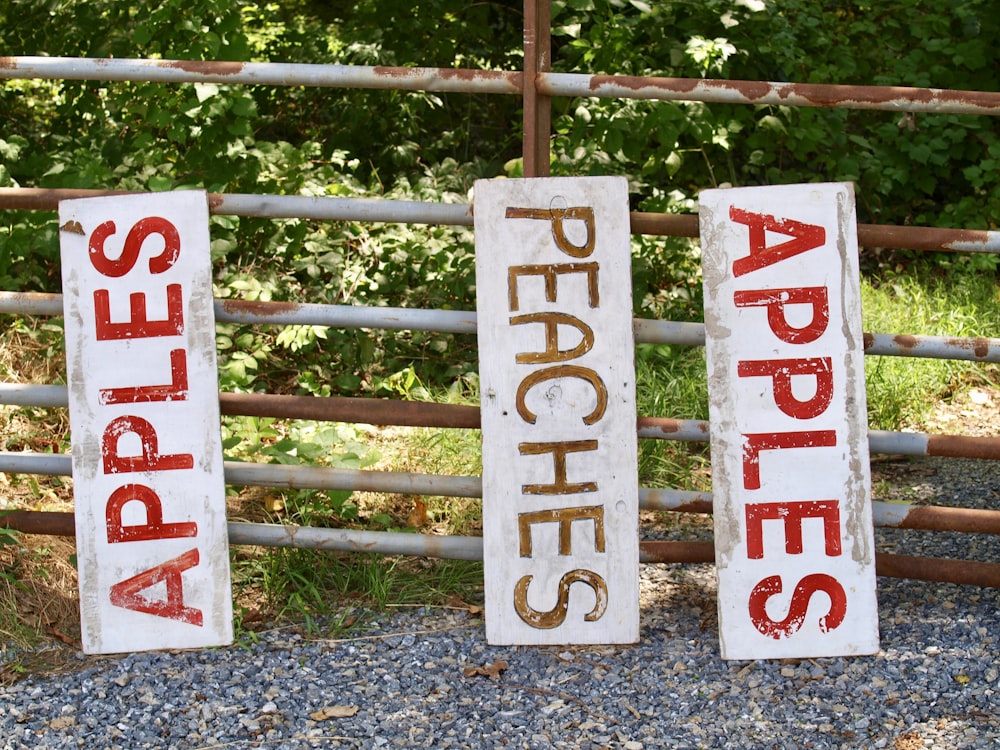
[{"xmin": 2, "ymin": 455, "xmax": 999, "ymax": 749}]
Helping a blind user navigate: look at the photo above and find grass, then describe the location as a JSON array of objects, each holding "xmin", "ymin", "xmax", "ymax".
[
  {"xmin": 634, "ymin": 342, "xmax": 712, "ymax": 491},
  {"xmin": 0, "ymin": 263, "xmax": 998, "ymax": 663},
  {"xmin": 860, "ymin": 269, "xmax": 1000, "ymax": 430}
]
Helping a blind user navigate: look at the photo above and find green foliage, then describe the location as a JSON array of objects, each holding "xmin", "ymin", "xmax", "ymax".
[
  {"xmin": 548, "ymin": 0, "xmax": 999, "ymax": 282},
  {"xmin": 223, "ymin": 417, "xmax": 380, "ymax": 525}
]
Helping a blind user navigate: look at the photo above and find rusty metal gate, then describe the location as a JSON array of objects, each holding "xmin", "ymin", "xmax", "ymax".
[{"xmin": 2, "ymin": 0, "xmax": 1000, "ymax": 588}]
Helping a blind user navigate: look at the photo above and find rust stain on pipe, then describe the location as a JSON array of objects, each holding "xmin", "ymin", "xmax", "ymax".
[
  {"xmin": 630, "ymin": 212, "xmax": 699, "ymax": 237},
  {"xmin": 370, "ymin": 66, "xmax": 520, "ymax": 88},
  {"xmin": 859, "ymin": 224, "xmax": 998, "ymax": 253},
  {"xmin": 894, "ymin": 505, "xmax": 1000, "ymax": 535},
  {"xmin": 638, "ymin": 417, "xmax": 709, "ymax": 435},
  {"xmin": 639, "ymin": 540, "xmax": 715, "ymax": 563},
  {"xmin": 165, "ymin": 60, "xmax": 246, "ymax": 76},
  {"xmin": 220, "ymin": 299, "xmax": 301, "ymax": 318},
  {"xmin": 583, "ymin": 75, "xmax": 1000, "ymax": 113},
  {"xmin": 0, "ymin": 187, "xmax": 143, "ymax": 211},
  {"xmin": 926, "ymin": 434, "xmax": 1000, "ymax": 461},
  {"xmin": 670, "ymin": 499, "xmax": 714, "ymax": 515},
  {"xmin": 219, "ymin": 392, "xmax": 482, "ymax": 429},
  {"xmin": 947, "ymin": 336, "xmax": 992, "ymax": 359},
  {"xmin": 0, "ymin": 510, "xmax": 75, "ymax": 536},
  {"xmin": 875, "ymin": 553, "xmax": 1000, "ymax": 588}
]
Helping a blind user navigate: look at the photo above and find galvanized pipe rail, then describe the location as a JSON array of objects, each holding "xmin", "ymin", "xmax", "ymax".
[
  {"xmin": 3, "ymin": 450, "xmax": 1000, "ymax": 540},
  {"xmin": 1, "ymin": 291, "xmax": 997, "ymax": 363},
  {"xmin": 2, "ymin": 56, "xmax": 1000, "ymax": 116}
]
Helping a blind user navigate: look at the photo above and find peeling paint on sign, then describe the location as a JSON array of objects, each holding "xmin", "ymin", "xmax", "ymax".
[{"xmin": 700, "ymin": 183, "xmax": 878, "ymax": 660}]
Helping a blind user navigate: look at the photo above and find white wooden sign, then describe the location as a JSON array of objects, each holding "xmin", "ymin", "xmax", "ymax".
[
  {"xmin": 700, "ymin": 182, "xmax": 878, "ymax": 660},
  {"xmin": 475, "ymin": 176, "xmax": 639, "ymax": 645},
  {"xmin": 59, "ymin": 191, "xmax": 232, "ymax": 654}
]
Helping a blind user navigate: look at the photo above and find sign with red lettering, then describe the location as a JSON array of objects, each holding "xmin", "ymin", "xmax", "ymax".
[
  {"xmin": 59, "ymin": 191, "xmax": 232, "ymax": 654},
  {"xmin": 700, "ymin": 182, "xmax": 878, "ymax": 660},
  {"xmin": 475, "ymin": 177, "xmax": 639, "ymax": 645}
]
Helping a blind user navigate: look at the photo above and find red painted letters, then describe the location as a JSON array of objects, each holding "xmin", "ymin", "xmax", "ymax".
[
  {"xmin": 732, "ymin": 206, "xmax": 848, "ymax": 641},
  {"xmin": 91, "ymin": 215, "xmax": 201, "ymax": 626}
]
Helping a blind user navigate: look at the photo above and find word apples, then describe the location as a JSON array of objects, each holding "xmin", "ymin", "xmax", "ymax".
[
  {"xmin": 700, "ymin": 182, "xmax": 878, "ymax": 660},
  {"xmin": 60, "ymin": 191, "xmax": 232, "ymax": 654}
]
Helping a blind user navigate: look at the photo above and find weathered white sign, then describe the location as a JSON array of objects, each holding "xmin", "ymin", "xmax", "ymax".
[
  {"xmin": 475, "ymin": 176, "xmax": 639, "ymax": 645},
  {"xmin": 59, "ymin": 191, "xmax": 232, "ymax": 654},
  {"xmin": 700, "ymin": 182, "xmax": 879, "ymax": 660}
]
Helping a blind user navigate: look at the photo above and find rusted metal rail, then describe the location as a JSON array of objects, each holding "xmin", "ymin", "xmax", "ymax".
[
  {"xmin": 3, "ymin": 511, "xmax": 999, "ymax": 588},
  {"xmin": 522, "ymin": 0, "xmax": 552, "ymax": 177},
  {"xmin": 3, "ymin": 384, "xmax": 1000, "ymax": 464},
  {"xmin": 2, "ymin": 188, "xmax": 1000, "ymax": 255},
  {"xmin": 538, "ymin": 72, "xmax": 1000, "ymax": 116},
  {"xmin": 4, "ymin": 450, "xmax": 1000, "ymax": 540},
  {"xmin": 3, "ymin": 56, "xmax": 1000, "ymax": 117},
  {"xmin": 0, "ymin": 56, "xmax": 522, "ymax": 94}
]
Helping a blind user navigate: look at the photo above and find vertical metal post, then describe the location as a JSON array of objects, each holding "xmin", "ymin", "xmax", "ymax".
[{"xmin": 522, "ymin": 0, "xmax": 552, "ymax": 177}]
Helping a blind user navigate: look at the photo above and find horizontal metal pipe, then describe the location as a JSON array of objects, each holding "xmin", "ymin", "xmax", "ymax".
[
  {"xmin": 3, "ymin": 189, "xmax": 1000, "ymax": 256},
  {"xmin": 220, "ymin": 392, "xmax": 482, "ymax": 428},
  {"xmin": 629, "ymin": 214, "xmax": 1000, "ymax": 254},
  {"xmin": 217, "ymin": 298, "xmax": 478, "ymax": 333},
  {"xmin": 227, "ymin": 521, "xmax": 485, "ymax": 560},
  {"xmin": 640, "ymin": 541, "xmax": 1000, "ymax": 587},
  {"xmin": 1, "ymin": 291, "xmax": 996, "ymax": 363},
  {"xmin": 539, "ymin": 72, "xmax": 1000, "ymax": 116},
  {"xmin": 640, "ymin": 488, "xmax": 713, "ymax": 514},
  {"xmin": 214, "ymin": 193, "xmax": 475, "ymax": 225},
  {"xmin": 3, "ymin": 58, "xmax": 998, "ymax": 117},
  {"xmin": 0, "ymin": 510, "xmax": 75, "ymax": 536},
  {"xmin": 3, "ymin": 512, "xmax": 998, "ymax": 586},
  {"xmin": 5, "ymin": 451, "xmax": 1000, "ymax": 535},
  {"xmin": 224, "ymin": 460, "xmax": 484, "ymax": 498},
  {"xmin": 3, "ymin": 386, "xmax": 998, "ymax": 463},
  {"xmin": 0, "ymin": 57, "xmax": 522, "ymax": 95},
  {"xmin": 873, "ymin": 553, "xmax": 1000, "ymax": 588},
  {"xmin": 864, "ymin": 332, "xmax": 999, "ymax": 361}
]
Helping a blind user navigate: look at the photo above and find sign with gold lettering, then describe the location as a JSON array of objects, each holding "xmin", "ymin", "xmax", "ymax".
[
  {"xmin": 60, "ymin": 191, "xmax": 232, "ymax": 654},
  {"xmin": 700, "ymin": 182, "xmax": 878, "ymax": 660},
  {"xmin": 475, "ymin": 177, "xmax": 639, "ymax": 645}
]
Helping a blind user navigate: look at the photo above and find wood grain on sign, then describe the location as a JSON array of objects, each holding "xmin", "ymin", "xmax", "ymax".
[
  {"xmin": 59, "ymin": 191, "xmax": 232, "ymax": 654},
  {"xmin": 700, "ymin": 182, "xmax": 879, "ymax": 660},
  {"xmin": 475, "ymin": 176, "xmax": 639, "ymax": 645}
]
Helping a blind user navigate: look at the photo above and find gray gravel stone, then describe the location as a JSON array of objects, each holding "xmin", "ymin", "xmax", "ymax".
[{"xmin": 2, "ymin": 456, "xmax": 999, "ymax": 748}]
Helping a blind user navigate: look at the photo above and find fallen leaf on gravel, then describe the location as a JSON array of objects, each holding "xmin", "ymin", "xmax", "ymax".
[
  {"xmin": 445, "ymin": 595, "xmax": 484, "ymax": 616},
  {"xmin": 463, "ymin": 660, "xmax": 509, "ymax": 679},
  {"xmin": 309, "ymin": 705, "xmax": 359, "ymax": 721}
]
